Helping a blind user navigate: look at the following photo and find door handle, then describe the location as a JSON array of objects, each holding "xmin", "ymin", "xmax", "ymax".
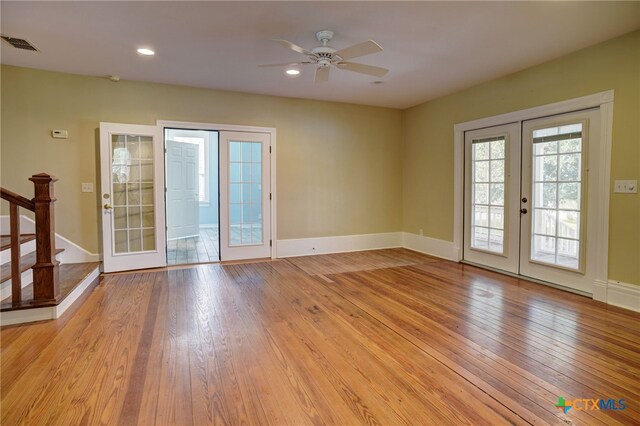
[
  {"xmin": 521, "ymin": 197, "xmax": 528, "ymax": 203},
  {"xmin": 520, "ymin": 208, "xmax": 528, "ymax": 214},
  {"xmin": 104, "ymin": 204, "xmax": 112, "ymax": 210}
]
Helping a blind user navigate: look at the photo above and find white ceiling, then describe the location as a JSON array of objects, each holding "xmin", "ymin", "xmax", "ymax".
[{"xmin": 2, "ymin": 1, "xmax": 639, "ymax": 109}]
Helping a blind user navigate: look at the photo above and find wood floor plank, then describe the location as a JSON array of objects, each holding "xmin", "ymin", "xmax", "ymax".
[{"xmin": 2, "ymin": 248, "xmax": 639, "ymax": 425}]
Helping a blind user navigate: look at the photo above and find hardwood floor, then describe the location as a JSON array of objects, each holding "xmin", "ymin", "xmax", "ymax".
[
  {"xmin": 2, "ymin": 248, "xmax": 639, "ymax": 425},
  {"xmin": 167, "ymin": 227, "xmax": 219, "ymax": 265}
]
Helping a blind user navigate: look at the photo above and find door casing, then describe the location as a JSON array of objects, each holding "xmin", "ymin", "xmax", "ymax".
[
  {"xmin": 454, "ymin": 91, "xmax": 614, "ymax": 296},
  {"xmin": 99, "ymin": 122, "xmax": 167, "ymax": 273},
  {"xmin": 157, "ymin": 120, "xmax": 277, "ymax": 260}
]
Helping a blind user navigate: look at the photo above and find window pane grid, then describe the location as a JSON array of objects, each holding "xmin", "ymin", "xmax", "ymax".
[
  {"xmin": 111, "ymin": 134, "xmax": 155, "ymax": 254},
  {"xmin": 229, "ymin": 141, "xmax": 263, "ymax": 246},
  {"xmin": 530, "ymin": 124, "xmax": 583, "ymax": 269},
  {"xmin": 471, "ymin": 138, "xmax": 506, "ymax": 253}
]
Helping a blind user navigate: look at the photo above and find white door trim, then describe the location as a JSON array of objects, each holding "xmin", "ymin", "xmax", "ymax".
[
  {"xmin": 157, "ymin": 120, "xmax": 277, "ymax": 259},
  {"xmin": 99, "ymin": 122, "xmax": 167, "ymax": 272},
  {"xmin": 453, "ymin": 90, "xmax": 614, "ymax": 294}
]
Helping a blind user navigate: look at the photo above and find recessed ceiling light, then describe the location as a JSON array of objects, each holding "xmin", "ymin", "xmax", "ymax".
[
  {"xmin": 137, "ymin": 48, "xmax": 155, "ymax": 56},
  {"xmin": 285, "ymin": 69, "xmax": 300, "ymax": 76}
]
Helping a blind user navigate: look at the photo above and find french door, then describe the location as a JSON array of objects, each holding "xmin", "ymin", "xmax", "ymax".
[
  {"xmin": 463, "ymin": 108, "xmax": 601, "ymax": 294},
  {"xmin": 219, "ymin": 131, "xmax": 272, "ymax": 261},
  {"xmin": 100, "ymin": 123, "xmax": 167, "ymax": 273}
]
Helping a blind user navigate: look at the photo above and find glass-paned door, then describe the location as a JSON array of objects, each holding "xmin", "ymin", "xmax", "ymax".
[
  {"xmin": 219, "ymin": 131, "xmax": 271, "ymax": 261},
  {"xmin": 463, "ymin": 123, "xmax": 521, "ymax": 274},
  {"xmin": 464, "ymin": 109, "xmax": 601, "ymax": 294},
  {"xmin": 520, "ymin": 109, "xmax": 601, "ymax": 293},
  {"xmin": 100, "ymin": 123, "xmax": 166, "ymax": 272}
]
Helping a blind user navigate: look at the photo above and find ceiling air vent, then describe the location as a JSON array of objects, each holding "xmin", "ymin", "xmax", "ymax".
[{"xmin": 1, "ymin": 35, "xmax": 39, "ymax": 52}]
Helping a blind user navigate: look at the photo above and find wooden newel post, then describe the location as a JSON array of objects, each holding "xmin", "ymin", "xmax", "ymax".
[{"xmin": 29, "ymin": 173, "xmax": 60, "ymax": 304}]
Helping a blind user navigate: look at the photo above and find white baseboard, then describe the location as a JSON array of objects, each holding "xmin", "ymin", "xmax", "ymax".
[
  {"xmin": 277, "ymin": 232, "xmax": 402, "ymax": 258},
  {"xmin": 199, "ymin": 224, "xmax": 219, "ymax": 229},
  {"xmin": 0, "ymin": 306, "xmax": 56, "ymax": 326},
  {"xmin": 0, "ymin": 269, "xmax": 33, "ymax": 301},
  {"xmin": 0, "ymin": 240, "xmax": 36, "ymax": 264},
  {"xmin": 0, "ymin": 265, "xmax": 100, "ymax": 326},
  {"xmin": 401, "ymin": 232, "xmax": 457, "ymax": 261},
  {"xmin": 54, "ymin": 267, "xmax": 100, "ymax": 317},
  {"xmin": 593, "ymin": 279, "xmax": 608, "ymax": 303},
  {"xmin": 0, "ymin": 215, "xmax": 99, "ymax": 263},
  {"xmin": 604, "ymin": 280, "xmax": 640, "ymax": 313}
]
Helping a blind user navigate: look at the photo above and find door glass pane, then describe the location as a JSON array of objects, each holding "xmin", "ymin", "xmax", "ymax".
[
  {"xmin": 229, "ymin": 141, "xmax": 263, "ymax": 246},
  {"xmin": 470, "ymin": 136, "xmax": 506, "ymax": 254},
  {"xmin": 111, "ymin": 134, "xmax": 155, "ymax": 254},
  {"xmin": 530, "ymin": 123, "xmax": 583, "ymax": 269}
]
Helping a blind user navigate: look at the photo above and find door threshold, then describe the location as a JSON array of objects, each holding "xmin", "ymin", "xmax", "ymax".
[{"xmin": 461, "ymin": 260, "xmax": 592, "ymax": 298}]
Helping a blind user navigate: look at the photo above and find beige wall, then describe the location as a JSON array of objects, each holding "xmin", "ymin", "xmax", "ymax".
[
  {"xmin": 2, "ymin": 30, "xmax": 638, "ymax": 285},
  {"xmin": 402, "ymin": 30, "xmax": 640, "ymax": 285},
  {"xmin": 0, "ymin": 65, "xmax": 403, "ymax": 252}
]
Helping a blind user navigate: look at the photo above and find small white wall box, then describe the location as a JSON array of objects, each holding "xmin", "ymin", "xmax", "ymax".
[
  {"xmin": 614, "ymin": 180, "xmax": 638, "ymax": 193},
  {"xmin": 51, "ymin": 130, "xmax": 68, "ymax": 139}
]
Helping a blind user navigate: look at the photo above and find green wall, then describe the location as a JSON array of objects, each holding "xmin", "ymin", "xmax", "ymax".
[
  {"xmin": 402, "ymin": 30, "xmax": 640, "ymax": 285},
  {"xmin": 1, "ymin": 30, "xmax": 638, "ymax": 285},
  {"xmin": 0, "ymin": 66, "xmax": 403, "ymax": 251}
]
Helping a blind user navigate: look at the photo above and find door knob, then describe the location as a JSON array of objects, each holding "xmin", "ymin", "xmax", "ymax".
[
  {"xmin": 520, "ymin": 208, "xmax": 528, "ymax": 214},
  {"xmin": 521, "ymin": 197, "xmax": 528, "ymax": 203},
  {"xmin": 104, "ymin": 204, "xmax": 112, "ymax": 210}
]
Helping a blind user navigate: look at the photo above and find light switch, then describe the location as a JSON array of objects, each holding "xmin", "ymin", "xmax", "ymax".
[
  {"xmin": 81, "ymin": 183, "xmax": 94, "ymax": 193},
  {"xmin": 614, "ymin": 180, "xmax": 637, "ymax": 194}
]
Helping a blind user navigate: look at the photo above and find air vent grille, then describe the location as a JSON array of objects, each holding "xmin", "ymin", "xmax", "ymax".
[{"xmin": 1, "ymin": 35, "xmax": 38, "ymax": 51}]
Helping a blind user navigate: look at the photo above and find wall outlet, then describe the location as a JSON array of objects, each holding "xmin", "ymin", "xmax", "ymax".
[
  {"xmin": 419, "ymin": 228, "xmax": 423, "ymax": 236},
  {"xmin": 81, "ymin": 183, "xmax": 94, "ymax": 193},
  {"xmin": 614, "ymin": 180, "xmax": 637, "ymax": 194}
]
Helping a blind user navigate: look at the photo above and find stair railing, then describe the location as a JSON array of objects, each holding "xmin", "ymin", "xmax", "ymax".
[{"xmin": 1, "ymin": 174, "xmax": 60, "ymax": 305}]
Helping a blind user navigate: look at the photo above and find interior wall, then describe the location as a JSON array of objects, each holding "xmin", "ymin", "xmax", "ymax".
[
  {"xmin": 0, "ymin": 65, "xmax": 403, "ymax": 252},
  {"xmin": 402, "ymin": 30, "xmax": 640, "ymax": 285}
]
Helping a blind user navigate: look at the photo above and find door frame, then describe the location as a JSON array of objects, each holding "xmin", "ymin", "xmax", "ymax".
[
  {"xmin": 453, "ymin": 90, "xmax": 614, "ymax": 296},
  {"xmin": 99, "ymin": 122, "xmax": 167, "ymax": 272},
  {"xmin": 157, "ymin": 120, "xmax": 277, "ymax": 259}
]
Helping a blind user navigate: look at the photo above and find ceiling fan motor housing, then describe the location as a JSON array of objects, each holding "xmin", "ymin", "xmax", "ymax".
[{"xmin": 311, "ymin": 46, "xmax": 338, "ymax": 63}]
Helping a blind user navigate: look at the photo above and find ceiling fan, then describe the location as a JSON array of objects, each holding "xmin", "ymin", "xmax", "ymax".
[{"xmin": 260, "ymin": 30, "xmax": 389, "ymax": 83}]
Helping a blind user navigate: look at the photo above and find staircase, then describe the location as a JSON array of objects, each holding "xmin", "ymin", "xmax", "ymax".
[{"xmin": 0, "ymin": 174, "xmax": 100, "ymax": 326}]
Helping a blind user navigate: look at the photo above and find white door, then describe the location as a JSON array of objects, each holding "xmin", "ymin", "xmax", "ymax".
[
  {"xmin": 520, "ymin": 109, "xmax": 601, "ymax": 293},
  {"xmin": 100, "ymin": 123, "xmax": 166, "ymax": 272},
  {"xmin": 166, "ymin": 140, "xmax": 199, "ymax": 240},
  {"xmin": 219, "ymin": 131, "xmax": 271, "ymax": 261},
  {"xmin": 463, "ymin": 123, "xmax": 521, "ymax": 273},
  {"xmin": 463, "ymin": 109, "xmax": 601, "ymax": 294}
]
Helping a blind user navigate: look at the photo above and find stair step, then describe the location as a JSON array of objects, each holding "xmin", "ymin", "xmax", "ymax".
[
  {"xmin": 0, "ymin": 234, "xmax": 36, "ymax": 251},
  {"xmin": 0, "ymin": 248, "xmax": 65, "ymax": 284},
  {"xmin": 0, "ymin": 262, "xmax": 100, "ymax": 311}
]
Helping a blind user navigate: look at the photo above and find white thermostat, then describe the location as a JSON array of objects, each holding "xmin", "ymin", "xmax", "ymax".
[{"xmin": 51, "ymin": 130, "xmax": 68, "ymax": 139}]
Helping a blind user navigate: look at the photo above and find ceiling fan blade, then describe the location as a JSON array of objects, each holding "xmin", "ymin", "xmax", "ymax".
[
  {"xmin": 273, "ymin": 39, "xmax": 316, "ymax": 57},
  {"xmin": 258, "ymin": 62, "xmax": 313, "ymax": 68},
  {"xmin": 315, "ymin": 66, "xmax": 330, "ymax": 83},
  {"xmin": 336, "ymin": 62, "xmax": 389, "ymax": 78},
  {"xmin": 334, "ymin": 40, "xmax": 382, "ymax": 61}
]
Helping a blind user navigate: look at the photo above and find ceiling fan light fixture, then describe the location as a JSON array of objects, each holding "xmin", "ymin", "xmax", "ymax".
[
  {"xmin": 137, "ymin": 47, "xmax": 155, "ymax": 56},
  {"xmin": 285, "ymin": 68, "xmax": 300, "ymax": 76}
]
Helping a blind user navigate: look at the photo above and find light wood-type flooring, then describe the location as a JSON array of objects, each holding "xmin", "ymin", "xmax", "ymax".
[
  {"xmin": 167, "ymin": 227, "xmax": 219, "ymax": 265},
  {"xmin": 2, "ymin": 248, "xmax": 639, "ymax": 425}
]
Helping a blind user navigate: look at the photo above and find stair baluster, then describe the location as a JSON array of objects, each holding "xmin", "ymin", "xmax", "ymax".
[
  {"xmin": 9, "ymin": 203, "xmax": 21, "ymax": 304},
  {"xmin": 1, "ymin": 173, "xmax": 59, "ymax": 306}
]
